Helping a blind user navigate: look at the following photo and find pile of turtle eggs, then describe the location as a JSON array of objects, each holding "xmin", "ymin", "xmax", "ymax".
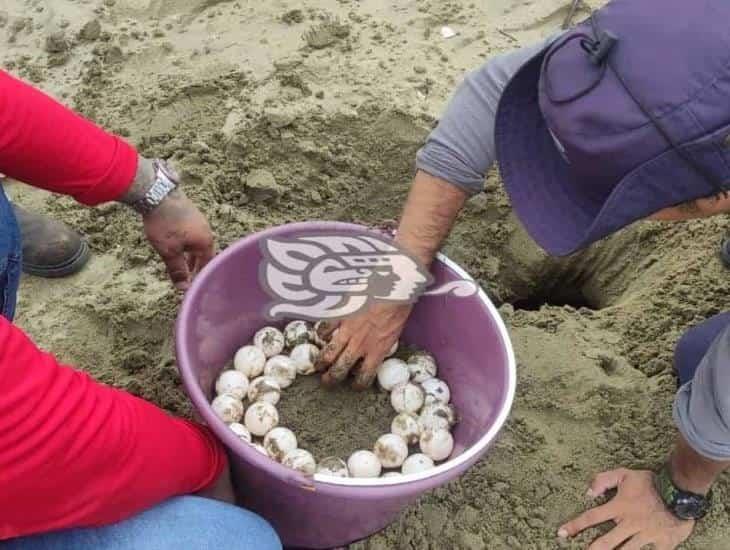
[{"xmin": 210, "ymin": 320, "xmax": 458, "ymax": 479}]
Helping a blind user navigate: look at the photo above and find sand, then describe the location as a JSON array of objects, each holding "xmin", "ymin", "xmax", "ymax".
[{"xmin": 4, "ymin": 0, "xmax": 730, "ymax": 548}]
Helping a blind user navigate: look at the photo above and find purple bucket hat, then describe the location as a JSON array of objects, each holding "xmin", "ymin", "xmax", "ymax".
[{"xmin": 495, "ymin": 0, "xmax": 730, "ymax": 256}]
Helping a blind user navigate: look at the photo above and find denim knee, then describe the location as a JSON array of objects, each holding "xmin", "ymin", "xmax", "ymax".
[{"xmin": 675, "ymin": 313, "xmax": 730, "ymax": 386}]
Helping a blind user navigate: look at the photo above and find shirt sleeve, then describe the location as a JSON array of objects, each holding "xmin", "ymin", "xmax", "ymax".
[
  {"xmin": 0, "ymin": 70, "xmax": 137, "ymax": 205},
  {"xmin": 673, "ymin": 325, "xmax": 730, "ymax": 461},
  {"xmin": 0, "ymin": 316, "xmax": 227, "ymax": 541},
  {"xmin": 415, "ymin": 37, "xmax": 557, "ymax": 196}
]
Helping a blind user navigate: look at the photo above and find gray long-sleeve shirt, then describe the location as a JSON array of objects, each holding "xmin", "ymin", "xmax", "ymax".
[{"xmin": 417, "ymin": 37, "xmax": 730, "ymax": 461}]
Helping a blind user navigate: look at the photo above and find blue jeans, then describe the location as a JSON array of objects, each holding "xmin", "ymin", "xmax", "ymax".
[
  {"xmin": 0, "ymin": 189, "xmax": 280, "ymax": 548},
  {"xmin": 1, "ymin": 496, "xmax": 282, "ymax": 549},
  {"xmin": 675, "ymin": 312, "xmax": 730, "ymax": 385}
]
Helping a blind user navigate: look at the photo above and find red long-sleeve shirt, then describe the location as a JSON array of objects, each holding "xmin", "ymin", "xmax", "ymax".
[{"xmin": 0, "ymin": 71, "xmax": 227, "ymax": 540}]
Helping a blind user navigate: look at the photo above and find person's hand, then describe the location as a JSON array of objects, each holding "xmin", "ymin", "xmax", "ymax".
[
  {"xmin": 315, "ymin": 302, "xmax": 412, "ymax": 389},
  {"xmin": 143, "ymin": 189, "xmax": 215, "ymax": 290},
  {"xmin": 558, "ymin": 468, "xmax": 695, "ymax": 550}
]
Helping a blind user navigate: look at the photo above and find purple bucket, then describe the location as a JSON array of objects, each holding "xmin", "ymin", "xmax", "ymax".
[{"xmin": 176, "ymin": 222, "xmax": 516, "ymax": 549}]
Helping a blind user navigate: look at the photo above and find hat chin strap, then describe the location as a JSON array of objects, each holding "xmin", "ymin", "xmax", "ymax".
[{"xmin": 586, "ymin": 13, "xmax": 729, "ymax": 194}]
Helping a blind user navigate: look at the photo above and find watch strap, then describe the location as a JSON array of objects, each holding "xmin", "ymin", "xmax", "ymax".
[{"xmin": 130, "ymin": 159, "xmax": 178, "ymax": 215}]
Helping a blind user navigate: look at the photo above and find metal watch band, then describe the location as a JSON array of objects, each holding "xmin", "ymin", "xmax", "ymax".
[{"xmin": 130, "ymin": 159, "xmax": 178, "ymax": 215}]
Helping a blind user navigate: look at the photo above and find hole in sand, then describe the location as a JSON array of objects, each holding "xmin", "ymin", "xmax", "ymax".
[{"xmin": 510, "ymin": 285, "xmax": 597, "ymax": 311}]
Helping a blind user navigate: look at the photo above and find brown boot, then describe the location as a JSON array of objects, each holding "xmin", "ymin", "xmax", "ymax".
[{"xmin": 12, "ymin": 204, "xmax": 90, "ymax": 278}]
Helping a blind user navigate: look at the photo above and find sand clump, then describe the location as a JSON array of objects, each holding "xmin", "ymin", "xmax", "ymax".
[{"xmin": 4, "ymin": 0, "xmax": 730, "ymax": 548}]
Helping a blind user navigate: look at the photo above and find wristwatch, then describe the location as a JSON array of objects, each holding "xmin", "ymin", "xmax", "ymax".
[
  {"xmin": 655, "ymin": 463, "xmax": 712, "ymax": 520},
  {"xmin": 129, "ymin": 159, "xmax": 179, "ymax": 215}
]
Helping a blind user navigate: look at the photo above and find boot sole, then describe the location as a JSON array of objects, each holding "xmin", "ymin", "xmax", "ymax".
[{"xmin": 22, "ymin": 240, "xmax": 91, "ymax": 278}]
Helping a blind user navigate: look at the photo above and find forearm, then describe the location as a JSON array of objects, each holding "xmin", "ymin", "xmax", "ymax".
[
  {"xmin": 395, "ymin": 170, "xmax": 467, "ymax": 266},
  {"xmin": 669, "ymin": 435, "xmax": 730, "ymax": 495},
  {"xmin": 0, "ymin": 70, "xmax": 136, "ymax": 204}
]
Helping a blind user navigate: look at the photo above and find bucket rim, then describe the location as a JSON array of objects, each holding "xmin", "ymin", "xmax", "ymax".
[{"xmin": 176, "ymin": 221, "xmax": 517, "ymax": 488}]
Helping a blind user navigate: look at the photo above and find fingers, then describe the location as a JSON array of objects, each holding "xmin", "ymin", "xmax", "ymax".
[
  {"xmin": 558, "ymin": 502, "xmax": 616, "ymax": 539},
  {"xmin": 588, "ymin": 469, "xmax": 629, "ymax": 498},
  {"xmin": 587, "ymin": 524, "xmax": 636, "ymax": 550},
  {"xmin": 314, "ymin": 320, "xmax": 339, "ymax": 345},
  {"xmin": 315, "ymin": 331, "xmax": 347, "ymax": 373},
  {"xmin": 352, "ymin": 350, "xmax": 383, "ymax": 390},
  {"xmin": 322, "ymin": 345, "xmax": 360, "ymax": 386},
  {"xmin": 159, "ymin": 248, "xmax": 192, "ymax": 290}
]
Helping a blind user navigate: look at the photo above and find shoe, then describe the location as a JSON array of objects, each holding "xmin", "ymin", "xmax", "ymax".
[{"xmin": 11, "ymin": 204, "xmax": 91, "ymax": 278}]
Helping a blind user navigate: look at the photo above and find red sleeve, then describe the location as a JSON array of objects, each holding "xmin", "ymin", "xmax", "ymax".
[
  {"xmin": 0, "ymin": 316, "xmax": 227, "ymax": 540},
  {"xmin": 0, "ymin": 70, "xmax": 137, "ymax": 205}
]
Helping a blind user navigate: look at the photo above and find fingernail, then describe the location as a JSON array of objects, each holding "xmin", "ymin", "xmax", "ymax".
[
  {"xmin": 557, "ymin": 529, "xmax": 568, "ymax": 539},
  {"xmin": 586, "ymin": 488, "xmax": 594, "ymax": 498}
]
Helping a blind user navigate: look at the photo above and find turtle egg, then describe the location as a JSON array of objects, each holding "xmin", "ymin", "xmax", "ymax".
[
  {"xmin": 244, "ymin": 401, "xmax": 279, "ymax": 437},
  {"xmin": 253, "ymin": 326, "xmax": 285, "ymax": 358},
  {"xmin": 247, "ymin": 376, "xmax": 281, "ymax": 405},
  {"xmin": 421, "ymin": 378, "xmax": 451, "ymax": 405},
  {"xmin": 284, "ymin": 320, "xmax": 313, "ymax": 348},
  {"xmin": 234, "ymin": 345, "xmax": 266, "ymax": 378},
  {"xmin": 347, "ymin": 450, "xmax": 382, "ymax": 478},
  {"xmin": 215, "ymin": 370, "xmax": 249, "ymax": 400},
  {"xmin": 290, "ymin": 343, "xmax": 320, "ymax": 375},
  {"xmin": 228, "ymin": 422, "xmax": 252, "ymax": 443},
  {"xmin": 407, "ymin": 352, "xmax": 438, "ymax": 383},
  {"xmin": 264, "ymin": 355, "xmax": 297, "ymax": 389},
  {"xmin": 263, "ymin": 427, "xmax": 298, "ymax": 462},
  {"xmin": 401, "ymin": 453, "xmax": 435, "ymax": 475},
  {"xmin": 418, "ymin": 403, "xmax": 457, "ymax": 432},
  {"xmin": 377, "ymin": 358, "xmax": 410, "ymax": 391},
  {"xmin": 419, "ymin": 429, "xmax": 454, "ymax": 462},
  {"xmin": 283, "ymin": 449, "xmax": 317, "ymax": 475},
  {"xmin": 390, "ymin": 382, "xmax": 425, "ymax": 414},
  {"xmin": 211, "ymin": 394, "xmax": 244, "ymax": 423},
  {"xmin": 374, "ymin": 434, "xmax": 409, "ymax": 468},
  {"xmin": 313, "ymin": 320, "xmax": 333, "ymax": 346},
  {"xmin": 391, "ymin": 412, "xmax": 421, "ymax": 446},
  {"xmin": 382, "ymin": 472, "xmax": 403, "ymax": 478},
  {"xmin": 316, "ymin": 456, "xmax": 349, "ymax": 478},
  {"xmin": 251, "ymin": 443, "xmax": 270, "ymax": 457}
]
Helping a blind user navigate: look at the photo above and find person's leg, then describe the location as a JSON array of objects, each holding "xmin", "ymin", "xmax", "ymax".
[
  {"xmin": 2, "ymin": 496, "xmax": 281, "ymax": 550},
  {"xmin": 674, "ymin": 312, "xmax": 730, "ymax": 385}
]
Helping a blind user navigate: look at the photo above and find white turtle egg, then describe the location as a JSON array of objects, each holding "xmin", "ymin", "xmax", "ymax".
[
  {"xmin": 312, "ymin": 320, "xmax": 330, "ymax": 346},
  {"xmin": 247, "ymin": 376, "xmax": 281, "ymax": 405},
  {"xmin": 376, "ymin": 358, "xmax": 410, "ymax": 391},
  {"xmin": 418, "ymin": 403, "xmax": 457, "ymax": 432},
  {"xmin": 251, "ymin": 443, "xmax": 270, "ymax": 457},
  {"xmin": 264, "ymin": 355, "xmax": 297, "ymax": 389},
  {"xmin": 211, "ymin": 394, "xmax": 244, "ymax": 423},
  {"xmin": 421, "ymin": 377, "xmax": 451, "ymax": 405},
  {"xmin": 382, "ymin": 472, "xmax": 403, "ymax": 478},
  {"xmin": 215, "ymin": 370, "xmax": 249, "ymax": 400},
  {"xmin": 253, "ymin": 326, "xmax": 285, "ymax": 358},
  {"xmin": 390, "ymin": 382, "xmax": 425, "ymax": 414},
  {"xmin": 263, "ymin": 427, "xmax": 298, "ymax": 462},
  {"xmin": 316, "ymin": 456, "xmax": 349, "ymax": 478},
  {"xmin": 374, "ymin": 434, "xmax": 409, "ymax": 468},
  {"xmin": 244, "ymin": 401, "xmax": 279, "ymax": 437},
  {"xmin": 284, "ymin": 320, "xmax": 313, "ymax": 348},
  {"xmin": 228, "ymin": 422, "xmax": 252, "ymax": 443},
  {"xmin": 290, "ymin": 343, "xmax": 320, "ymax": 375},
  {"xmin": 386, "ymin": 340, "xmax": 399, "ymax": 357},
  {"xmin": 407, "ymin": 352, "xmax": 438, "ymax": 383},
  {"xmin": 347, "ymin": 450, "xmax": 382, "ymax": 478},
  {"xmin": 283, "ymin": 449, "xmax": 317, "ymax": 475},
  {"xmin": 419, "ymin": 429, "xmax": 454, "ymax": 462},
  {"xmin": 234, "ymin": 345, "xmax": 266, "ymax": 378},
  {"xmin": 401, "ymin": 453, "xmax": 435, "ymax": 475},
  {"xmin": 391, "ymin": 412, "xmax": 421, "ymax": 446}
]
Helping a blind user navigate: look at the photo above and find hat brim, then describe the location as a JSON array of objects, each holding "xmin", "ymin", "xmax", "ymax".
[{"xmin": 496, "ymin": 47, "xmax": 611, "ymax": 257}]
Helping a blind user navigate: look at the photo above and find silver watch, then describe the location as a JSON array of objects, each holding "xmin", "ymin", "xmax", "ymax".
[{"xmin": 130, "ymin": 159, "xmax": 179, "ymax": 215}]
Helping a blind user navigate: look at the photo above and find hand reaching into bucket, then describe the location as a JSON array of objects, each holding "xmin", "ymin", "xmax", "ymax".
[{"xmin": 315, "ymin": 302, "xmax": 412, "ymax": 389}]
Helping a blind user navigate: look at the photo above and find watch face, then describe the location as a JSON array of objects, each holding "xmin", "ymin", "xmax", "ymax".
[
  {"xmin": 675, "ymin": 495, "xmax": 709, "ymax": 520},
  {"xmin": 157, "ymin": 160, "xmax": 180, "ymax": 184}
]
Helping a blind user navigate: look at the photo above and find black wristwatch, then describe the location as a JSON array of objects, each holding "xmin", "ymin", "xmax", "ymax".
[{"xmin": 655, "ymin": 464, "xmax": 712, "ymax": 520}]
